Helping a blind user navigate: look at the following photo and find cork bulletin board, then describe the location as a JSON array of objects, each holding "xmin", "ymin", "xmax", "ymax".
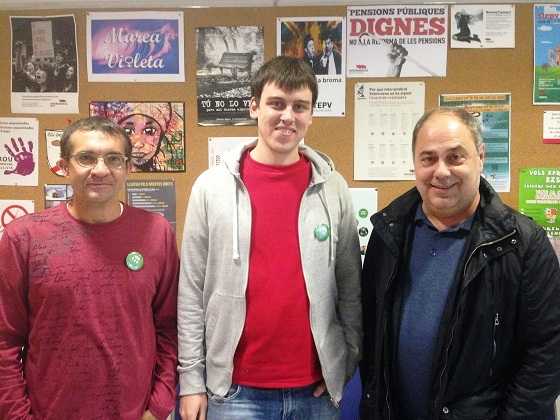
[{"xmin": 0, "ymin": 4, "xmax": 557, "ymax": 244}]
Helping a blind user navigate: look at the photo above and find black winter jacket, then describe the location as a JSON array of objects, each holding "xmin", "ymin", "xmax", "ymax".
[{"xmin": 360, "ymin": 179, "xmax": 560, "ymax": 420}]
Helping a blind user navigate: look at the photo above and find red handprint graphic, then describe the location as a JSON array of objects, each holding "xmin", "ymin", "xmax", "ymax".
[{"xmin": 4, "ymin": 137, "xmax": 35, "ymax": 176}]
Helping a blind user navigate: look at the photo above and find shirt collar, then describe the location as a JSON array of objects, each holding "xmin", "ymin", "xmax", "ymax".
[{"xmin": 414, "ymin": 204, "xmax": 475, "ymax": 233}]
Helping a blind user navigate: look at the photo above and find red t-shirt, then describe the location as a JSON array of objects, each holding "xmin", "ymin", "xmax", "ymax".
[{"xmin": 233, "ymin": 151, "xmax": 322, "ymax": 388}]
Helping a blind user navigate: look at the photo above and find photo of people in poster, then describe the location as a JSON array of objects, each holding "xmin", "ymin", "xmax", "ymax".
[
  {"xmin": 11, "ymin": 15, "xmax": 78, "ymax": 114},
  {"xmin": 196, "ymin": 26, "xmax": 264, "ymax": 126},
  {"xmin": 90, "ymin": 101, "xmax": 185, "ymax": 172},
  {"xmin": 278, "ymin": 17, "xmax": 346, "ymax": 117}
]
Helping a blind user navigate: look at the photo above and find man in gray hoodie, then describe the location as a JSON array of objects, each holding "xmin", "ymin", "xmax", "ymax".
[{"xmin": 177, "ymin": 56, "xmax": 362, "ymax": 420}]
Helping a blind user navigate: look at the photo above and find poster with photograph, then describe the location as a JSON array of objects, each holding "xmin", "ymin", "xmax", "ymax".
[
  {"xmin": 87, "ymin": 11, "xmax": 184, "ymax": 82},
  {"xmin": 196, "ymin": 26, "xmax": 263, "ymax": 126},
  {"xmin": 519, "ymin": 168, "xmax": 560, "ymax": 260},
  {"xmin": 0, "ymin": 200, "xmax": 34, "ymax": 239},
  {"xmin": 44, "ymin": 184, "xmax": 73, "ymax": 208},
  {"xmin": 0, "ymin": 118, "xmax": 39, "ymax": 186},
  {"xmin": 534, "ymin": 4, "xmax": 560, "ymax": 104},
  {"xmin": 347, "ymin": 5, "xmax": 448, "ymax": 78},
  {"xmin": 450, "ymin": 5, "xmax": 515, "ymax": 48},
  {"xmin": 278, "ymin": 17, "xmax": 346, "ymax": 117},
  {"xmin": 126, "ymin": 180, "xmax": 176, "ymax": 231},
  {"xmin": 11, "ymin": 15, "xmax": 78, "ymax": 114},
  {"xmin": 439, "ymin": 93, "xmax": 511, "ymax": 192},
  {"xmin": 208, "ymin": 137, "xmax": 255, "ymax": 168},
  {"xmin": 90, "ymin": 101, "xmax": 185, "ymax": 173},
  {"xmin": 45, "ymin": 129, "xmax": 64, "ymax": 176},
  {"xmin": 354, "ymin": 82, "xmax": 425, "ymax": 180},
  {"xmin": 350, "ymin": 188, "xmax": 378, "ymax": 264}
]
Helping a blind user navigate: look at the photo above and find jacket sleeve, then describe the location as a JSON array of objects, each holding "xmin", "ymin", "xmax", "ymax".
[
  {"xmin": 177, "ymin": 177, "xmax": 209, "ymax": 395},
  {"xmin": 0, "ymin": 230, "xmax": 33, "ymax": 419},
  {"xmin": 500, "ymin": 226, "xmax": 560, "ymax": 419},
  {"xmin": 147, "ymin": 222, "xmax": 180, "ymax": 420},
  {"xmin": 335, "ymin": 179, "xmax": 363, "ymax": 381}
]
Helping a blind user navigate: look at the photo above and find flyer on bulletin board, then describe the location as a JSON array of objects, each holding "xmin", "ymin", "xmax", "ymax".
[{"xmin": 519, "ymin": 167, "xmax": 560, "ymax": 260}]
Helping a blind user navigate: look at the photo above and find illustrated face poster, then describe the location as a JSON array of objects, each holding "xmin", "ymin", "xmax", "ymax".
[
  {"xmin": 11, "ymin": 15, "xmax": 78, "ymax": 114},
  {"xmin": 439, "ymin": 93, "xmax": 511, "ymax": 192},
  {"xmin": 90, "ymin": 101, "xmax": 185, "ymax": 173},
  {"xmin": 519, "ymin": 168, "xmax": 560, "ymax": 260},
  {"xmin": 277, "ymin": 17, "xmax": 346, "ymax": 117},
  {"xmin": 87, "ymin": 11, "xmax": 184, "ymax": 82},
  {"xmin": 534, "ymin": 5, "xmax": 560, "ymax": 104},
  {"xmin": 0, "ymin": 200, "xmax": 34, "ymax": 239},
  {"xmin": 0, "ymin": 118, "xmax": 39, "ymax": 186},
  {"xmin": 196, "ymin": 26, "xmax": 264, "ymax": 126},
  {"xmin": 45, "ymin": 129, "xmax": 64, "ymax": 176},
  {"xmin": 347, "ymin": 5, "xmax": 448, "ymax": 78},
  {"xmin": 126, "ymin": 180, "xmax": 176, "ymax": 231}
]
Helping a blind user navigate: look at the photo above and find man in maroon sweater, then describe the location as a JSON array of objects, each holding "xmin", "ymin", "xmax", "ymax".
[{"xmin": 0, "ymin": 117, "xmax": 179, "ymax": 419}]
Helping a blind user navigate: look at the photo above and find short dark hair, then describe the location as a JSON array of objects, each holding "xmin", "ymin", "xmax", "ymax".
[
  {"xmin": 60, "ymin": 116, "xmax": 132, "ymax": 160},
  {"xmin": 412, "ymin": 107, "xmax": 484, "ymax": 154},
  {"xmin": 303, "ymin": 34, "xmax": 314, "ymax": 50},
  {"xmin": 251, "ymin": 56, "xmax": 318, "ymax": 108}
]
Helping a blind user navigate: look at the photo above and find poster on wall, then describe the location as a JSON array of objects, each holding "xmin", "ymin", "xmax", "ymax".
[
  {"xmin": 439, "ymin": 93, "xmax": 511, "ymax": 192},
  {"xmin": 196, "ymin": 26, "xmax": 264, "ymax": 126},
  {"xmin": 349, "ymin": 188, "xmax": 378, "ymax": 264},
  {"xmin": 208, "ymin": 137, "xmax": 255, "ymax": 168},
  {"xmin": 90, "ymin": 101, "xmax": 185, "ymax": 173},
  {"xmin": 277, "ymin": 16, "xmax": 346, "ymax": 117},
  {"xmin": 544, "ymin": 111, "xmax": 560, "ymax": 144},
  {"xmin": 44, "ymin": 184, "xmax": 73, "ymax": 208},
  {"xmin": 126, "ymin": 180, "xmax": 176, "ymax": 231},
  {"xmin": 519, "ymin": 168, "xmax": 560, "ymax": 260},
  {"xmin": 0, "ymin": 200, "xmax": 34, "ymax": 239},
  {"xmin": 346, "ymin": 5, "xmax": 448, "ymax": 78},
  {"xmin": 45, "ymin": 129, "xmax": 65, "ymax": 176},
  {"xmin": 534, "ymin": 4, "xmax": 560, "ymax": 105},
  {"xmin": 11, "ymin": 15, "xmax": 78, "ymax": 114},
  {"xmin": 87, "ymin": 11, "xmax": 184, "ymax": 82},
  {"xmin": 449, "ymin": 5, "xmax": 515, "ymax": 49},
  {"xmin": 0, "ymin": 118, "xmax": 39, "ymax": 186},
  {"xmin": 354, "ymin": 82, "xmax": 425, "ymax": 180}
]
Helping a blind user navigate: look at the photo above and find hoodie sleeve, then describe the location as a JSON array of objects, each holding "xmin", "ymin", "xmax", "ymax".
[
  {"xmin": 334, "ymin": 174, "xmax": 363, "ymax": 381},
  {"xmin": 177, "ymin": 176, "xmax": 210, "ymax": 396}
]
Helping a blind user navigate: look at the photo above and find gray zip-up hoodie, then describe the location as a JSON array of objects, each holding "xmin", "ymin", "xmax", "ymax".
[{"xmin": 177, "ymin": 141, "xmax": 362, "ymax": 403}]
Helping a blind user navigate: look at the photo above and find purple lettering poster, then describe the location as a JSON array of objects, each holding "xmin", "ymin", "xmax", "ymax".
[{"xmin": 87, "ymin": 11, "xmax": 184, "ymax": 82}]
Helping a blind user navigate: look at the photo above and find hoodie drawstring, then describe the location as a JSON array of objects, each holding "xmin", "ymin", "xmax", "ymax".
[
  {"xmin": 318, "ymin": 186, "xmax": 335, "ymax": 264},
  {"xmin": 232, "ymin": 183, "xmax": 240, "ymax": 261}
]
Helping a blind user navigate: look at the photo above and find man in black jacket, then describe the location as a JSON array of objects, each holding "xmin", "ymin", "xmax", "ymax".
[{"xmin": 361, "ymin": 108, "xmax": 560, "ymax": 420}]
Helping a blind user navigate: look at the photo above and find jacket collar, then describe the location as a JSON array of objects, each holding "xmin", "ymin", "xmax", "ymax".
[{"xmin": 373, "ymin": 178, "xmax": 517, "ymax": 246}]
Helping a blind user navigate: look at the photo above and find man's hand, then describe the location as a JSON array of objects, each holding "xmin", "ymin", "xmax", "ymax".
[
  {"xmin": 179, "ymin": 393, "xmax": 208, "ymax": 420},
  {"xmin": 312, "ymin": 380, "xmax": 328, "ymax": 397},
  {"xmin": 141, "ymin": 410, "xmax": 157, "ymax": 420}
]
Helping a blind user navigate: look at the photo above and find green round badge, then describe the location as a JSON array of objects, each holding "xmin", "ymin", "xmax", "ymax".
[
  {"xmin": 358, "ymin": 208, "xmax": 369, "ymax": 218},
  {"xmin": 314, "ymin": 224, "xmax": 331, "ymax": 241},
  {"xmin": 126, "ymin": 251, "xmax": 144, "ymax": 271}
]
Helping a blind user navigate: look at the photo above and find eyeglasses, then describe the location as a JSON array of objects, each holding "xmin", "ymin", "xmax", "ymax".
[{"xmin": 70, "ymin": 152, "xmax": 128, "ymax": 170}]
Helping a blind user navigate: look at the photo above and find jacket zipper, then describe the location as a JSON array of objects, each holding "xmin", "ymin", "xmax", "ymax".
[
  {"xmin": 433, "ymin": 229, "xmax": 516, "ymax": 415},
  {"xmin": 490, "ymin": 312, "xmax": 500, "ymax": 376}
]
